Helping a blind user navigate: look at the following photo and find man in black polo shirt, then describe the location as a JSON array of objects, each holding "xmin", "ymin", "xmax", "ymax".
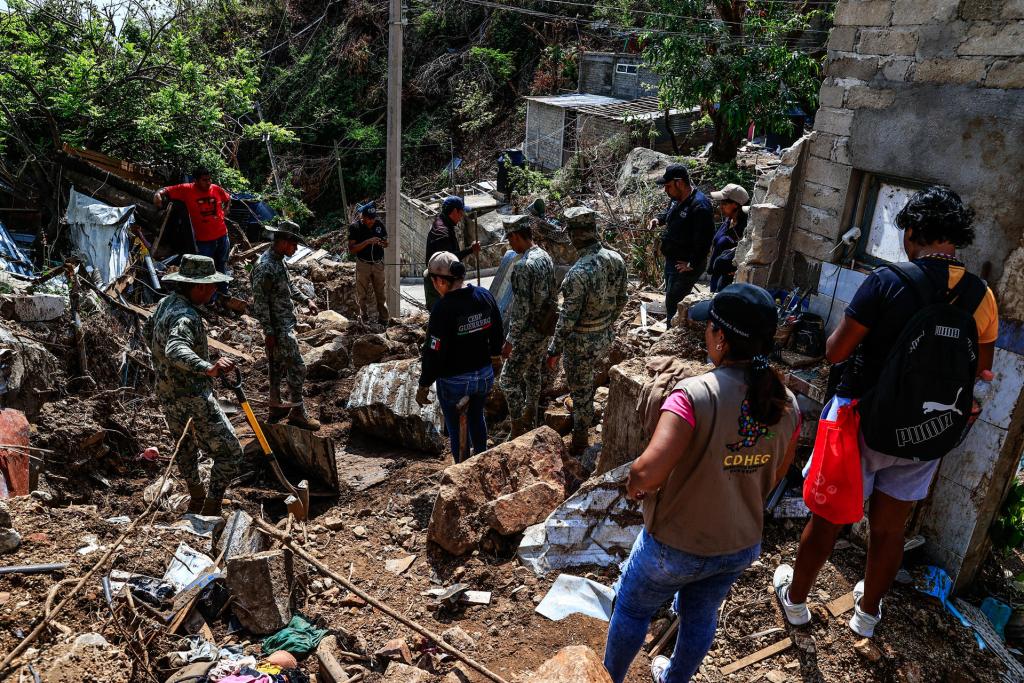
[
  {"xmin": 348, "ymin": 203, "xmax": 389, "ymax": 325},
  {"xmin": 649, "ymin": 164, "xmax": 716, "ymax": 326}
]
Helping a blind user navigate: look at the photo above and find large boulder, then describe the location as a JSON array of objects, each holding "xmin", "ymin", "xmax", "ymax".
[
  {"xmin": 303, "ymin": 338, "xmax": 350, "ymax": 379},
  {"xmin": 428, "ymin": 427, "xmax": 567, "ymax": 555},
  {"xmin": 348, "ymin": 359, "xmax": 447, "ymax": 454},
  {"xmin": 226, "ymin": 549, "xmax": 294, "ymax": 635},
  {"xmin": 615, "ymin": 147, "xmax": 676, "ymax": 196},
  {"xmin": 525, "ymin": 646, "xmax": 613, "ymax": 683}
]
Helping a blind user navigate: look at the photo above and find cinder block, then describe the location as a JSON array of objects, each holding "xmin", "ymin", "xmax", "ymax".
[
  {"xmin": 765, "ymin": 165, "xmax": 795, "ymax": 203},
  {"xmin": 914, "ymin": 58, "xmax": 988, "ymax": 85},
  {"xmin": 818, "ymin": 83, "xmax": 846, "ymax": 108},
  {"xmin": 985, "ymin": 60, "xmax": 1024, "ymax": 89},
  {"xmin": 879, "ymin": 57, "xmax": 916, "ymax": 81},
  {"xmin": 892, "ymin": 0, "xmax": 958, "ymax": 24},
  {"xmin": 796, "ymin": 204, "xmax": 843, "ymax": 240},
  {"xmin": 831, "ymin": 136, "xmax": 851, "ymax": 165},
  {"xmin": 845, "ymin": 85, "xmax": 897, "ymax": 109},
  {"xmin": 827, "ymin": 54, "xmax": 880, "ymax": 81},
  {"xmin": 801, "ymin": 181, "xmax": 848, "ymax": 215},
  {"xmin": 828, "ymin": 26, "xmax": 859, "ymax": 52},
  {"xmin": 960, "ymin": 0, "xmax": 1004, "ymax": 21},
  {"xmin": 745, "ymin": 235, "xmax": 781, "ymax": 265},
  {"xmin": 748, "ymin": 204, "xmax": 787, "ymax": 240},
  {"xmin": 857, "ymin": 28, "xmax": 920, "ymax": 56},
  {"xmin": 1004, "ymin": 0, "xmax": 1024, "ymax": 19},
  {"xmin": 226, "ymin": 549, "xmax": 294, "ymax": 635},
  {"xmin": 804, "ymin": 156, "xmax": 854, "ymax": 193},
  {"xmin": 813, "ymin": 107, "xmax": 855, "ymax": 137},
  {"xmin": 959, "ymin": 21, "xmax": 1024, "ymax": 57},
  {"xmin": 835, "ymin": 0, "xmax": 893, "ymax": 27},
  {"xmin": 789, "ymin": 228, "xmax": 838, "ymax": 262},
  {"xmin": 737, "ymin": 264, "xmax": 772, "ymax": 287}
]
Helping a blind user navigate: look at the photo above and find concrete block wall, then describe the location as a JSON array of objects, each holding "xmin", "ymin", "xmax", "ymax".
[
  {"xmin": 784, "ymin": 0, "xmax": 1024, "ymax": 293},
  {"xmin": 525, "ymin": 101, "xmax": 567, "ymax": 171}
]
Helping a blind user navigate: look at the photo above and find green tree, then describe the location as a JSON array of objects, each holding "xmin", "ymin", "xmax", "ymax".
[
  {"xmin": 642, "ymin": 0, "xmax": 826, "ymax": 162},
  {"xmin": 0, "ymin": 0, "xmax": 273, "ymax": 225}
]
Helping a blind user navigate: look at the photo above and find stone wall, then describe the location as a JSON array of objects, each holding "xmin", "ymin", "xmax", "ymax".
[{"xmin": 783, "ymin": 0, "xmax": 1024, "ymax": 292}]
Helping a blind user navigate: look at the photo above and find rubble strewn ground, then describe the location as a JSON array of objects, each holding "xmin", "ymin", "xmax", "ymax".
[{"xmin": 0, "ymin": 228, "xmax": 1013, "ymax": 683}]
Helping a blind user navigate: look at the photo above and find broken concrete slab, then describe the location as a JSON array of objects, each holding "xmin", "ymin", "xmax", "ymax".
[
  {"xmin": 348, "ymin": 359, "xmax": 447, "ymax": 454},
  {"xmin": 597, "ymin": 356, "xmax": 709, "ymax": 476},
  {"xmin": 527, "ymin": 645, "xmax": 613, "ymax": 683},
  {"xmin": 226, "ymin": 549, "xmax": 294, "ymax": 635},
  {"xmin": 336, "ymin": 451, "xmax": 390, "ymax": 491},
  {"xmin": 1, "ymin": 293, "xmax": 67, "ymax": 322},
  {"xmin": 428, "ymin": 426, "xmax": 567, "ymax": 555},
  {"xmin": 518, "ymin": 462, "xmax": 643, "ymax": 575}
]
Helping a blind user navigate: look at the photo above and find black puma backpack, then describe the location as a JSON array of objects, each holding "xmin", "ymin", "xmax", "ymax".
[{"xmin": 858, "ymin": 262, "xmax": 987, "ymax": 461}]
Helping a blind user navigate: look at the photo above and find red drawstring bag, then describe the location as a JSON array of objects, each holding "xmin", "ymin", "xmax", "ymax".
[{"xmin": 803, "ymin": 400, "xmax": 864, "ymax": 525}]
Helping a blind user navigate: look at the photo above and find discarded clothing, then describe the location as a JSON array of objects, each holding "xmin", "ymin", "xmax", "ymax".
[
  {"xmin": 261, "ymin": 614, "xmax": 327, "ymax": 656},
  {"xmin": 637, "ymin": 356, "xmax": 702, "ymax": 438},
  {"xmin": 208, "ymin": 655, "xmax": 258, "ymax": 681}
]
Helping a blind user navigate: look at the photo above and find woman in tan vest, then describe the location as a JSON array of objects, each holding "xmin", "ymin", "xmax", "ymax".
[{"xmin": 603, "ymin": 283, "xmax": 800, "ymax": 683}]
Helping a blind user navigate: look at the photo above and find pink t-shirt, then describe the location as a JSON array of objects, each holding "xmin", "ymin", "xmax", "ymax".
[{"xmin": 662, "ymin": 389, "xmax": 802, "ymax": 445}]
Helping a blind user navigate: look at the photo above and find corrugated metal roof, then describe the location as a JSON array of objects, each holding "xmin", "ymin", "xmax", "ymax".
[
  {"xmin": 524, "ymin": 94, "xmax": 626, "ymax": 109},
  {"xmin": 574, "ymin": 96, "xmax": 701, "ymax": 121}
]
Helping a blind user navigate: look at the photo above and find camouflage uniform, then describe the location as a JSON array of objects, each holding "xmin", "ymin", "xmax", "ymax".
[
  {"xmin": 144, "ymin": 292, "xmax": 244, "ymax": 497},
  {"xmin": 499, "ymin": 236, "xmax": 557, "ymax": 425},
  {"xmin": 251, "ymin": 249, "xmax": 308, "ymax": 404},
  {"xmin": 549, "ymin": 208, "xmax": 629, "ymax": 440}
]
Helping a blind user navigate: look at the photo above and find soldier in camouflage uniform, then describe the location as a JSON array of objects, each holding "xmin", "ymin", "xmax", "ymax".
[
  {"xmin": 144, "ymin": 255, "xmax": 243, "ymax": 516},
  {"xmin": 498, "ymin": 215, "xmax": 557, "ymax": 437},
  {"xmin": 546, "ymin": 207, "xmax": 628, "ymax": 456},
  {"xmin": 251, "ymin": 220, "xmax": 321, "ymax": 430}
]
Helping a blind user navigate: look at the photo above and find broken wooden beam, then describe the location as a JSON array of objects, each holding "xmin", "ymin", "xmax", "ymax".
[
  {"xmin": 118, "ymin": 300, "xmax": 254, "ymax": 363},
  {"xmin": 826, "ymin": 591, "xmax": 856, "ymax": 617},
  {"xmin": 719, "ymin": 637, "xmax": 793, "ymax": 675}
]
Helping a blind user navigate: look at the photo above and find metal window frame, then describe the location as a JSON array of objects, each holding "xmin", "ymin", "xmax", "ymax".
[{"xmin": 853, "ymin": 172, "xmax": 930, "ymax": 267}]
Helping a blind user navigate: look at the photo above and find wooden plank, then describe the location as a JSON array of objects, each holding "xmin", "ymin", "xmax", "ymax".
[
  {"xmin": 122, "ymin": 302, "xmax": 254, "ymax": 363},
  {"xmin": 826, "ymin": 591, "xmax": 856, "ymax": 617},
  {"xmin": 719, "ymin": 637, "xmax": 793, "ymax": 676}
]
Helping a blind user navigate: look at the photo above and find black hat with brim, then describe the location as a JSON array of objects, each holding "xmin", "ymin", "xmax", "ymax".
[
  {"xmin": 689, "ymin": 283, "xmax": 777, "ymax": 339},
  {"xmin": 655, "ymin": 163, "xmax": 691, "ymax": 186}
]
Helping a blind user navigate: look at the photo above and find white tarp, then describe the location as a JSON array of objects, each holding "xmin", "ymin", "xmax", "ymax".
[
  {"xmin": 535, "ymin": 574, "xmax": 615, "ymax": 622},
  {"xmin": 66, "ymin": 186, "xmax": 133, "ymax": 287},
  {"xmin": 518, "ymin": 462, "xmax": 644, "ymax": 575}
]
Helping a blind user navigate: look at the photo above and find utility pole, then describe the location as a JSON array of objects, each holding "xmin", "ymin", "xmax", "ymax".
[{"xmin": 384, "ymin": 0, "xmax": 403, "ymax": 316}]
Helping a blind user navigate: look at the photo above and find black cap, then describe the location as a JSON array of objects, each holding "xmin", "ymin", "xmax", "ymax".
[
  {"xmin": 655, "ymin": 163, "xmax": 691, "ymax": 186},
  {"xmin": 358, "ymin": 202, "xmax": 377, "ymax": 218},
  {"xmin": 689, "ymin": 283, "xmax": 777, "ymax": 339}
]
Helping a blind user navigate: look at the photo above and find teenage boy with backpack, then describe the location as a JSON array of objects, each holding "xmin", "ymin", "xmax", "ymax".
[{"xmin": 773, "ymin": 186, "xmax": 998, "ymax": 638}]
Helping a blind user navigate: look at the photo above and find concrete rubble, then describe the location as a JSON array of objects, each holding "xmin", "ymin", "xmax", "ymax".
[
  {"xmin": 302, "ymin": 336, "xmax": 350, "ymax": 378},
  {"xmin": 225, "ymin": 549, "xmax": 294, "ymax": 635},
  {"xmin": 518, "ymin": 462, "xmax": 643, "ymax": 575},
  {"xmin": 348, "ymin": 359, "xmax": 447, "ymax": 454},
  {"xmin": 428, "ymin": 426, "xmax": 568, "ymax": 555}
]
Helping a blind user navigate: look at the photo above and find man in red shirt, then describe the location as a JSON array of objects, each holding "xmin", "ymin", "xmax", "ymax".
[{"xmin": 154, "ymin": 167, "xmax": 233, "ymax": 292}]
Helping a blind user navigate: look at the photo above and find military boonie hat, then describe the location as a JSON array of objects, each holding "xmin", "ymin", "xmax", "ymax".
[
  {"xmin": 562, "ymin": 206, "xmax": 598, "ymax": 231},
  {"xmin": 265, "ymin": 218, "xmax": 308, "ymax": 246},
  {"xmin": 498, "ymin": 214, "xmax": 531, "ymax": 235},
  {"xmin": 162, "ymin": 254, "xmax": 232, "ymax": 285}
]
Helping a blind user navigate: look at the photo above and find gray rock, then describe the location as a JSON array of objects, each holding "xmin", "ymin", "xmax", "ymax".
[
  {"xmin": 615, "ymin": 147, "xmax": 676, "ymax": 196},
  {"xmin": 0, "ymin": 501, "xmax": 11, "ymax": 528},
  {"xmin": 0, "ymin": 528, "xmax": 21, "ymax": 554},
  {"xmin": 303, "ymin": 338, "xmax": 350, "ymax": 379}
]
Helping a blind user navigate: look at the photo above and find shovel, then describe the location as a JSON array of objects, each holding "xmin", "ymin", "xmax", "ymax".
[{"xmin": 222, "ymin": 368, "xmax": 309, "ymax": 520}]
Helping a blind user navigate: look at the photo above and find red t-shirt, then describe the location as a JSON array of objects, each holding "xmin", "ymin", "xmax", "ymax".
[{"xmin": 164, "ymin": 183, "xmax": 230, "ymax": 241}]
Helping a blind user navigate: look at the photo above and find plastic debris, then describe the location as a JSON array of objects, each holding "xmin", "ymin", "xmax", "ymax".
[{"xmin": 534, "ymin": 574, "xmax": 615, "ymax": 622}]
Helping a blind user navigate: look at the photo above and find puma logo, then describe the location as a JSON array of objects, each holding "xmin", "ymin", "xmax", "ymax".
[{"xmin": 922, "ymin": 387, "xmax": 963, "ymax": 416}]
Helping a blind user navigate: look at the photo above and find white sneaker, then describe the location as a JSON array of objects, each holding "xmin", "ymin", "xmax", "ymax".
[
  {"xmin": 849, "ymin": 581, "xmax": 882, "ymax": 637},
  {"xmin": 773, "ymin": 564, "xmax": 811, "ymax": 626},
  {"xmin": 650, "ymin": 655, "xmax": 670, "ymax": 683}
]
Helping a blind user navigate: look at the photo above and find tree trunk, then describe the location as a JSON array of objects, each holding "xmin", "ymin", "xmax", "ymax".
[{"xmin": 709, "ymin": 108, "xmax": 743, "ymax": 163}]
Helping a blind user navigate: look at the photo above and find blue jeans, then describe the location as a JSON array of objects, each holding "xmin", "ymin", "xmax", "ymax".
[
  {"xmin": 436, "ymin": 366, "xmax": 494, "ymax": 462},
  {"xmin": 604, "ymin": 529, "xmax": 759, "ymax": 683},
  {"xmin": 195, "ymin": 234, "xmax": 231, "ymax": 293}
]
